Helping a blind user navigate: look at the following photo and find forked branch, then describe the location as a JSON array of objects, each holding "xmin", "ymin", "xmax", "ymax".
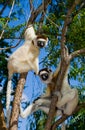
[
  {"xmin": 44, "ymin": 1, "xmax": 81, "ymax": 130},
  {"xmin": 52, "ymin": 103, "xmax": 85, "ymax": 130},
  {"xmin": 70, "ymin": 48, "xmax": 85, "ymax": 60}
]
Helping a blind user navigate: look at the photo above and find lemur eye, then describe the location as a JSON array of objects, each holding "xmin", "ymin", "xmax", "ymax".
[
  {"xmin": 37, "ymin": 41, "xmax": 45, "ymax": 48},
  {"xmin": 40, "ymin": 73, "xmax": 49, "ymax": 81}
]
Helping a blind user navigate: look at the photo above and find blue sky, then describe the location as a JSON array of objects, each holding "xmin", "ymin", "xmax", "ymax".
[
  {"xmin": 0, "ymin": 1, "xmax": 85, "ymax": 130},
  {"xmin": 0, "ymin": 0, "xmax": 46, "ymax": 129}
]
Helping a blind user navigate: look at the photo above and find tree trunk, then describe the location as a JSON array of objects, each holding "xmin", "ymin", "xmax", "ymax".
[
  {"xmin": 0, "ymin": 100, "xmax": 8, "ymax": 130},
  {"xmin": 9, "ymin": 73, "xmax": 27, "ymax": 130}
]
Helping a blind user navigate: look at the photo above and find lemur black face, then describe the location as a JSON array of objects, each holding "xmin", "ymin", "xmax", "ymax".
[
  {"xmin": 37, "ymin": 40, "xmax": 45, "ymax": 48},
  {"xmin": 40, "ymin": 73, "xmax": 49, "ymax": 81},
  {"xmin": 39, "ymin": 68, "xmax": 52, "ymax": 82}
]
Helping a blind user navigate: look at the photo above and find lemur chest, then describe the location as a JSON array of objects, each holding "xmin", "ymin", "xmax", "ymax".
[{"xmin": 28, "ymin": 47, "xmax": 39, "ymax": 59}]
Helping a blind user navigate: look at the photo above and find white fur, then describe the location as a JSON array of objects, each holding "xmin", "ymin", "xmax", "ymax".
[
  {"xmin": 20, "ymin": 104, "xmax": 35, "ymax": 118},
  {"xmin": 39, "ymin": 64, "xmax": 78, "ymax": 116},
  {"xmin": 24, "ymin": 25, "xmax": 37, "ymax": 40},
  {"xmin": 19, "ymin": 64, "xmax": 78, "ymax": 130},
  {"xmin": 6, "ymin": 80, "xmax": 11, "ymax": 110},
  {"xmin": 6, "ymin": 25, "xmax": 48, "ymax": 126},
  {"xmin": 6, "ymin": 80, "xmax": 11, "ymax": 127}
]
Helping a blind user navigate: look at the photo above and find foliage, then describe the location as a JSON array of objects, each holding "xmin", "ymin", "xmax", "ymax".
[
  {"xmin": 0, "ymin": 0, "xmax": 85, "ymax": 130},
  {"xmin": 0, "ymin": 0, "xmax": 25, "ymax": 110},
  {"xmin": 34, "ymin": 111, "xmax": 47, "ymax": 130},
  {"xmin": 35, "ymin": 1, "xmax": 85, "ymax": 130},
  {"xmin": 67, "ymin": 8, "xmax": 85, "ymax": 51},
  {"xmin": 66, "ymin": 109, "xmax": 85, "ymax": 130}
]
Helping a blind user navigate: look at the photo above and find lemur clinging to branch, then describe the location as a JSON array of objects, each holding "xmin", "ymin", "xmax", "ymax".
[
  {"xmin": 20, "ymin": 63, "xmax": 78, "ymax": 120},
  {"xmin": 6, "ymin": 25, "xmax": 48, "ymax": 126}
]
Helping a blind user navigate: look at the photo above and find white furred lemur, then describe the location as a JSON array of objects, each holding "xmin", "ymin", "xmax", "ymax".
[
  {"xmin": 20, "ymin": 63, "xmax": 78, "ymax": 121},
  {"xmin": 38, "ymin": 65, "xmax": 78, "ymax": 116},
  {"xmin": 6, "ymin": 25, "xmax": 48, "ymax": 126}
]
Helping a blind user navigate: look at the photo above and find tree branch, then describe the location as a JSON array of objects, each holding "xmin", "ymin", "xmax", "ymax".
[
  {"xmin": 52, "ymin": 103, "xmax": 85, "ymax": 130},
  {"xmin": 27, "ymin": 0, "xmax": 51, "ymax": 25},
  {"xmin": 29, "ymin": 0, "xmax": 34, "ymax": 11},
  {"xmin": 70, "ymin": 48, "xmax": 85, "ymax": 60},
  {"xmin": 44, "ymin": 1, "xmax": 81, "ymax": 130},
  {"xmin": 0, "ymin": 100, "xmax": 8, "ymax": 130},
  {"xmin": 44, "ymin": 60, "xmax": 70, "ymax": 130},
  {"xmin": 9, "ymin": 73, "xmax": 27, "ymax": 130},
  {"xmin": 44, "ymin": 12, "xmax": 59, "ymax": 29},
  {"xmin": 8, "ymin": 1, "xmax": 51, "ymax": 130},
  {"xmin": 0, "ymin": 39, "xmax": 22, "ymax": 50},
  {"xmin": 0, "ymin": 0, "xmax": 51, "ymax": 50},
  {"xmin": 0, "ymin": 0, "xmax": 15, "ymax": 40},
  {"xmin": 61, "ymin": 0, "xmax": 81, "ymax": 58},
  {"xmin": 0, "ymin": 0, "xmax": 9, "ymax": 15}
]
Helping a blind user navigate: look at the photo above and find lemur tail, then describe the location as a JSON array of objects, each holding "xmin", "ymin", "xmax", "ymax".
[{"xmin": 6, "ymin": 79, "xmax": 12, "ymax": 127}]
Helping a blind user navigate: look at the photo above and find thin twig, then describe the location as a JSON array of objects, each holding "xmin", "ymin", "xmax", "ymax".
[
  {"xmin": 29, "ymin": 0, "xmax": 34, "ymax": 10},
  {"xmin": 61, "ymin": 0, "xmax": 81, "ymax": 58},
  {"xmin": 70, "ymin": 48, "xmax": 85, "ymax": 60},
  {"xmin": 0, "ymin": 39, "xmax": 22, "ymax": 50},
  {"xmin": 27, "ymin": 0, "xmax": 51, "ymax": 25},
  {"xmin": 26, "ymin": 0, "xmax": 34, "ymax": 26},
  {"xmin": 0, "ymin": 0, "xmax": 15, "ymax": 40},
  {"xmin": 44, "ymin": 12, "xmax": 59, "ymax": 29},
  {"xmin": 43, "ymin": 0, "xmax": 59, "ymax": 29},
  {"xmin": 39, "ymin": 47, "xmax": 54, "ymax": 65},
  {"xmin": 0, "ymin": 0, "xmax": 9, "ymax": 15}
]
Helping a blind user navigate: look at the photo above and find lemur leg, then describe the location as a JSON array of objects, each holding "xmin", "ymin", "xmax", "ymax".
[
  {"xmin": 38, "ymin": 106, "xmax": 63, "ymax": 117},
  {"xmin": 35, "ymin": 97, "xmax": 63, "ymax": 116},
  {"xmin": 55, "ymin": 109, "xmax": 63, "ymax": 116},
  {"xmin": 38, "ymin": 106, "xmax": 50, "ymax": 114},
  {"xmin": 63, "ymin": 89, "xmax": 78, "ymax": 115},
  {"xmin": 57, "ymin": 89, "xmax": 78, "ymax": 109}
]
